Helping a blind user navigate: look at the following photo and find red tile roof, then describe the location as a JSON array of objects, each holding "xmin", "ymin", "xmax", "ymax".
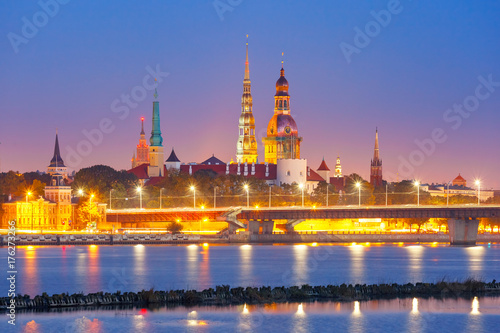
[
  {"xmin": 317, "ymin": 159, "xmax": 330, "ymax": 171},
  {"xmin": 307, "ymin": 167, "xmax": 325, "ymax": 181},
  {"xmin": 128, "ymin": 163, "xmax": 149, "ymax": 179}
]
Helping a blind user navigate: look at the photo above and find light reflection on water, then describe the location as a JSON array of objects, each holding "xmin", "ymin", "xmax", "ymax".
[
  {"xmin": 13, "ymin": 297, "xmax": 500, "ymax": 333},
  {"xmin": 6, "ymin": 243, "xmax": 500, "ymax": 297}
]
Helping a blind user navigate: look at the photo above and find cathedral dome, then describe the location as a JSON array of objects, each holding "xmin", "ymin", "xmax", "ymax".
[
  {"xmin": 267, "ymin": 114, "xmax": 298, "ymax": 137},
  {"xmin": 275, "ymin": 68, "xmax": 289, "ymax": 96}
]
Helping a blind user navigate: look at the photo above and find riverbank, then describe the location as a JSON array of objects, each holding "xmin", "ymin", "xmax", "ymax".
[
  {"xmin": 2, "ymin": 232, "xmax": 500, "ymax": 246},
  {"xmin": 2, "ymin": 279, "xmax": 499, "ymax": 312}
]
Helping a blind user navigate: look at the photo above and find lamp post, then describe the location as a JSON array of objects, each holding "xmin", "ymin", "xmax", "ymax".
[
  {"xmin": 475, "ymin": 180, "xmax": 481, "ymax": 205},
  {"xmin": 269, "ymin": 185, "xmax": 272, "ymax": 208},
  {"xmin": 326, "ymin": 185, "xmax": 329, "ymax": 207},
  {"xmin": 136, "ymin": 187, "xmax": 142, "ymax": 209},
  {"xmin": 414, "ymin": 181, "xmax": 420, "ymax": 206},
  {"xmin": 244, "ymin": 184, "xmax": 249, "ymax": 208},
  {"xmin": 109, "ymin": 189, "xmax": 114, "ymax": 210},
  {"xmin": 190, "ymin": 186, "xmax": 196, "ymax": 209},
  {"xmin": 90, "ymin": 194, "xmax": 94, "ymax": 229},
  {"xmin": 160, "ymin": 188, "xmax": 164, "ymax": 209},
  {"xmin": 299, "ymin": 183, "xmax": 305, "ymax": 208},
  {"xmin": 26, "ymin": 192, "xmax": 32, "ymax": 231},
  {"xmin": 355, "ymin": 182, "xmax": 361, "ymax": 207},
  {"xmin": 446, "ymin": 182, "xmax": 450, "ymax": 206},
  {"xmin": 385, "ymin": 183, "xmax": 388, "ymax": 206},
  {"xmin": 213, "ymin": 187, "xmax": 217, "ymax": 209}
]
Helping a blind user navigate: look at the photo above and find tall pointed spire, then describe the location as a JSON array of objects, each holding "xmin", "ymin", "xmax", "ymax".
[
  {"xmin": 236, "ymin": 35, "xmax": 257, "ymax": 164},
  {"xmin": 244, "ymin": 35, "xmax": 250, "ymax": 81},
  {"xmin": 50, "ymin": 131, "xmax": 65, "ymax": 168},
  {"xmin": 374, "ymin": 128, "xmax": 380, "ymax": 161},
  {"xmin": 140, "ymin": 117, "xmax": 145, "ymax": 135}
]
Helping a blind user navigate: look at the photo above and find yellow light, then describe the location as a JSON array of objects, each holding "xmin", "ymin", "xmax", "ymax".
[
  {"xmin": 311, "ymin": 242, "xmax": 318, "ymax": 247},
  {"xmin": 355, "ymin": 182, "xmax": 361, "ymax": 188},
  {"xmin": 190, "ymin": 186, "xmax": 195, "ymax": 191},
  {"xmin": 242, "ymin": 303, "xmax": 249, "ymax": 314},
  {"xmin": 414, "ymin": 181, "xmax": 420, "ymax": 186},
  {"xmin": 296, "ymin": 303, "xmax": 305, "ymax": 315},
  {"xmin": 353, "ymin": 301, "xmax": 361, "ymax": 316},
  {"xmin": 351, "ymin": 242, "xmax": 357, "ymax": 246},
  {"xmin": 412, "ymin": 297, "xmax": 419, "ymax": 314},
  {"xmin": 475, "ymin": 180, "xmax": 481, "ymax": 186},
  {"xmin": 471, "ymin": 296, "xmax": 479, "ymax": 314},
  {"xmin": 203, "ymin": 243, "xmax": 209, "ymax": 247},
  {"xmin": 91, "ymin": 194, "xmax": 95, "ymax": 198},
  {"xmin": 365, "ymin": 242, "xmax": 370, "ymax": 246},
  {"xmin": 136, "ymin": 187, "xmax": 142, "ymax": 193},
  {"xmin": 312, "ymin": 205, "xmax": 316, "ymax": 209},
  {"xmin": 78, "ymin": 189, "xmax": 84, "ymax": 195},
  {"xmin": 27, "ymin": 191, "xmax": 32, "ymax": 196},
  {"xmin": 201, "ymin": 205, "xmax": 205, "ymax": 210},
  {"xmin": 255, "ymin": 205, "xmax": 259, "ymax": 209},
  {"xmin": 299, "ymin": 183, "xmax": 304, "ymax": 189}
]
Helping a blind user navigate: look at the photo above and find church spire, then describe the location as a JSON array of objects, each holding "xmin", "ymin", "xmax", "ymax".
[
  {"xmin": 236, "ymin": 36, "xmax": 257, "ymax": 164},
  {"xmin": 244, "ymin": 35, "xmax": 250, "ymax": 81},
  {"xmin": 49, "ymin": 131, "xmax": 65, "ymax": 168},
  {"xmin": 140, "ymin": 117, "xmax": 145, "ymax": 135},
  {"xmin": 373, "ymin": 128, "xmax": 380, "ymax": 161}
]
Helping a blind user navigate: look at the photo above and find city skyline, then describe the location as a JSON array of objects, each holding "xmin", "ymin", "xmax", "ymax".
[{"xmin": 1, "ymin": 1, "xmax": 500, "ymax": 187}]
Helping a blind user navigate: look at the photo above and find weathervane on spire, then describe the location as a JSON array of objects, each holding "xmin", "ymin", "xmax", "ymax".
[
  {"xmin": 246, "ymin": 34, "xmax": 248, "ymax": 45},
  {"xmin": 281, "ymin": 52, "xmax": 284, "ymax": 68},
  {"xmin": 154, "ymin": 78, "xmax": 158, "ymax": 100}
]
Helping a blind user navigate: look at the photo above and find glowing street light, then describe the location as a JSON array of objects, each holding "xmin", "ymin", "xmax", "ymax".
[
  {"xmin": 136, "ymin": 187, "xmax": 143, "ymax": 209},
  {"xmin": 414, "ymin": 181, "xmax": 420, "ymax": 206},
  {"xmin": 446, "ymin": 181, "xmax": 451, "ymax": 206},
  {"xmin": 475, "ymin": 180, "xmax": 481, "ymax": 205},
  {"xmin": 244, "ymin": 184, "xmax": 250, "ymax": 208},
  {"xmin": 78, "ymin": 189, "xmax": 84, "ymax": 196},
  {"xmin": 190, "ymin": 186, "xmax": 196, "ymax": 209},
  {"xmin": 355, "ymin": 182, "xmax": 361, "ymax": 207},
  {"xmin": 299, "ymin": 183, "xmax": 305, "ymax": 208},
  {"xmin": 160, "ymin": 188, "xmax": 165, "ymax": 209},
  {"xmin": 26, "ymin": 191, "xmax": 32, "ymax": 203}
]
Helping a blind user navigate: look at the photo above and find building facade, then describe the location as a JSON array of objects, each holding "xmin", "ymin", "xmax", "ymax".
[
  {"xmin": 131, "ymin": 117, "xmax": 149, "ymax": 168},
  {"xmin": 262, "ymin": 65, "xmax": 302, "ymax": 164}
]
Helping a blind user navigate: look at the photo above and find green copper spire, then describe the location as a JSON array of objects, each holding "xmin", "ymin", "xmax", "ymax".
[{"xmin": 150, "ymin": 100, "xmax": 163, "ymax": 146}]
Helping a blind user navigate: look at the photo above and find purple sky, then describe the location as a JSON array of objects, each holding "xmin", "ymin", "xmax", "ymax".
[{"xmin": 1, "ymin": 1, "xmax": 499, "ymax": 188}]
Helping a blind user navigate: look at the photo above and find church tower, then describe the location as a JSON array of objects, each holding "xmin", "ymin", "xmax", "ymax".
[
  {"xmin": 44, "ymin": 132, "xmax": 72, "ymax": 229},
  {"xmin": 334, "ymin": 156, "xmax": 342, "ymax": 178},
  {"xmin": 47, "ymin": 132, "xmax": 68, "ymax": 179},
  {"xmin": 236, "ymin": 36, "xmax": 258, "ymax": 164},
  {"xmin": 148, "ymin": 85, "xmax": 164, "ymax": 177},
  {"xmin": 370, "ymin": 129, "xmax": 383, "ymax": 187},
  {"xmin": 132, "ymin": 117, "xmax": 149, "ymax": 168},
  {"xmin": 263, "ymin": 60, "xmax": 302, "ymax": 164}
]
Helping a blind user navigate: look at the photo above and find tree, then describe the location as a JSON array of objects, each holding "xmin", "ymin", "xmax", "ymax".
[
  {"xmin": 76, "ymin": 199, "xmax": 102, "ymax": 230},
  {"xmin": 407, "ymin": 218, "xmax": 429, "ymax": 233},
  {"xmin": 167, "ymin": 221, "xmax": 184, "ymax": 234}
]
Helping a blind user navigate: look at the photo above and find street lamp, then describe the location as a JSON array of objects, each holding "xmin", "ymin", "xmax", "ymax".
[
  {"xmin": 299, "ymin": 183, "xmax": 305, "ymax": 208},
  {"xmin": 190, "ymin": 186, "xmax": 196, "ymax": 209},
  {"xmin": 244, "ymin": 184, "xmax": 250, "ymax": 208},
  {"xmin": 326, "ymin": 185, "xmax": 329, "ymax": 207},
  {"xmin": 160, "ymin": 188, "xmax": 164, "ymax": 209},
  {"xmin": 269, "ymin": 185, "xmax": 272, "ymax": 208},
  {"xmin": 446, "ymin": 182, "xmax": 451, "ymax": 206},
  {"xmin": 109, "ymin": 189, "xmax": 114, "ymax": 210},
  {"xmin": 90, "ymin": 194, "xmax": 95, "ymax": 229},
  {"xmin": 26, "ymin": 192, "xmax": 33, "ymax": 231},
  {"xmin": 475, "ymin": 180, "xmax": 481, "ymax": 205},
  {"xmin": 136, "ymin": 187, "xmax": 143, "ymax": 209},
  {"xmin": 414, "ymin": 181, "xmax": 420, "ymax": 206},
  {"xmin": 213, "ymin": 187, "xmax": 217, "ymax": 209},
  {"xmin": 78, "ymin": 189, "xmax": 84, "ymax": 196},
  {"xmin": 355, "ymin": 182, "xmax": 361, "ymax": 207}
]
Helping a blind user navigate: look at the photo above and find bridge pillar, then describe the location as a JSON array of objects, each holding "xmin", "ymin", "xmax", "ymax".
[
  {"xmin": 247, "ymin": 220, "xmax": 274, "ymax": 235},
  {"xmin": 447, "ymin": 218, "xmax": 479, "ymax": 245}
]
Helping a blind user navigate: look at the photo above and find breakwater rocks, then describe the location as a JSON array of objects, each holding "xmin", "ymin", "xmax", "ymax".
[{"xmin": 2, "ymin": 280, "xmax": 499, "ymax": 312}]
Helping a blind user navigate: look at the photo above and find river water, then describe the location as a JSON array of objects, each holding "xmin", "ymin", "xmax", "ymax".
[{"xmin": 2, "ymin": 243, "xmax": 500, "ymax": 332}]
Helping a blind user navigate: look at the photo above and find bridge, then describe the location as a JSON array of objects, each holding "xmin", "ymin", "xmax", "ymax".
[{"xmin": 106, "ymin": 205, "xmax": 500, "ymax": 245}]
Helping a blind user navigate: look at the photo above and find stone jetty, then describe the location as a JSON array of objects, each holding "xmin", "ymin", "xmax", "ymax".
[{"xmin": 2, "ymin": 279, "xmax": 499, "ymax": 312}]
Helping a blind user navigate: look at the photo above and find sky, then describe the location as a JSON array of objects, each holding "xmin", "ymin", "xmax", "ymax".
[{"xmin": 1, "ymin": 0, "xmax": 499, "ymax": 188}]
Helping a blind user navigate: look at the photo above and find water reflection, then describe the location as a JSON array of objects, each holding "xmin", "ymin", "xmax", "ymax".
[
  {"xmin": 239, "ymin": 245, "xmax": 253, "ymax": 284},
  {"xmin": 199, "ymin": 245, "xmax": 211, "ymax": 287},
  {"xmin": 408, "ymin": 297, "xmax": 422, "ymax": 333},
  {"xmin": 406, "ymin": 245, "xmax": 424, "ymax": 282},
  {"xmin": 349, "ymin": 244, "xmax": 365, "ymax": 283},
  {"xmin": 21, "ymin": 246, "xmax": 39, "ymax": 297},
  {"xmin": 187, "ymin": 245, "xmax": 199, "ymax": 284},
  {"xmin": 466, "ymin": 246, "xmax": 485, "ymax": 276},
  {"xmin": 293, "ymin": 245, "xmax": 309, "ymax": 285},
  {"xmin": 350, "ymin": 300, "xmax": 364, "ymax": 333},
  {"xmin": 291, "ymin": 303, "xmax": 308, "ymax": 333},
  {"xmin": 88, "ymin": 245, "xmax": 101, "ymax": 292}
]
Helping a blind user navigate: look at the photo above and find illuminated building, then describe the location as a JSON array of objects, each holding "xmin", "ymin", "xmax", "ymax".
[
  {"xmin": 370, "ymin": 128, "xmax": 383, "ymax": 187},
  {"xmin": 262, "ymin": 63, "xmax": 302, "ymax": 164},
  {"xmin": 131, "ymin": 117, "xmax": 149, "ymax": 168},
  {"xmin": 334, "ymin": 156, "xmax": 342, "ymax": 178},
  {"xmin": 452, "ymin": 174, "xmax": 466, "ymax": 187},
  {"xmin": 148, "ymin": 86, "xmax": 165, "ymax": 177},
  {"xmin": 236, "ymin": 37, "xmax": 258, "ymax": 164}
]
